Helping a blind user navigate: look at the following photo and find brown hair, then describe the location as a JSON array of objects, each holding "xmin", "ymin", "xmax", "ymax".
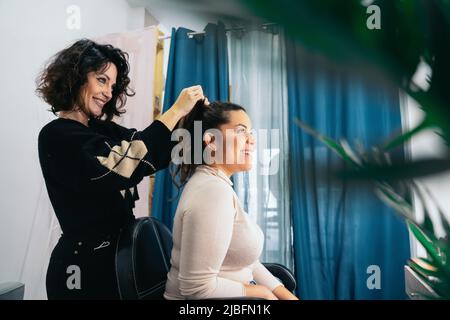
[{"xmin": 171, "ymin": 100, "xmax": 246, "ymax": 189}]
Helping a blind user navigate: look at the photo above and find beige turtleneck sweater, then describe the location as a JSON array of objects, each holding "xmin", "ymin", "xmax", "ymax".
[{"xmin": 164, "ymin": 165, "xmax": 283, "ymax": 300}]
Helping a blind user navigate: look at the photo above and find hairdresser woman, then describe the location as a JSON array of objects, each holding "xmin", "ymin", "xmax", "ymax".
[{"xmin": 36, "ymin": 39, "xmax": 206, "ymax": 299}]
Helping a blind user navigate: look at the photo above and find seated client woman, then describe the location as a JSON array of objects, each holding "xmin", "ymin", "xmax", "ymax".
[{"xmin": 164, "ymin": 101, "xmax": 298, "ymax": 300}]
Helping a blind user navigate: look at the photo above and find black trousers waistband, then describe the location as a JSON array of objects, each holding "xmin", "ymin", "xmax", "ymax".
[{"xmin": 60, "ymin": 230, "xmax": 121, "ymax": 243}]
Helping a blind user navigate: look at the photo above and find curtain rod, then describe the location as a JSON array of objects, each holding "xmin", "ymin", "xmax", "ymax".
[{"xmin": 158, "ymin": 23, "xmax": 277, "ymax": 40}]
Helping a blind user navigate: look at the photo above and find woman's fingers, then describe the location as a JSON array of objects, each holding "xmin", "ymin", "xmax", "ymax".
[
  {"xmin": 189, "ymin": 93, "xmax": 203, "ymax": 105},
  {"xmin": 189, "ymin": 89, "xmax": 205, "ymax": 103},
  {"xmin": 187, "ymin": 85, "xmax": 202, "ymax": 95},
  {"xmin": 191, "ymin": 86, "xmax": 204, "ymax": 96},
  {"xmin": 172, "ymin": 85, "xmax": 207, "ymax": 117},
  {"xmin": 186, "ymin": 86, "xmax": 203, "ymax": 97},
  {"xmin": 161, "ymin": 85, "xmax": 208, "ymax": 130}
]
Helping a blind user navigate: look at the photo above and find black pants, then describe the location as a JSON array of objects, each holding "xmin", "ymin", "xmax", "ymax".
[{"xmin": 46, "ymin": 233, "xmax": 120, "ymax": 300}]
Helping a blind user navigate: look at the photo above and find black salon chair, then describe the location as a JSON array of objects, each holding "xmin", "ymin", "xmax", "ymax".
[{"xmin": 115, "ymin": 217, "xmax": 296, "ymax": 300}]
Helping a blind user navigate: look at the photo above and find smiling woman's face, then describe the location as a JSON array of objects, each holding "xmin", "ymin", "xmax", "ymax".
[
  {"xmin": 211, "ymin": 110, "xmax": 256, "ymax": 176},
  {"xmin": 80, "ymin": 62, "xmax": 117, "ymax": 118}
]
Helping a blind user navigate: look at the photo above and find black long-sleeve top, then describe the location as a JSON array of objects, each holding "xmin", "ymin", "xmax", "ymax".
[{"xmin": 38, "ymin": 117, "xmax": 173, "ymax": 238}]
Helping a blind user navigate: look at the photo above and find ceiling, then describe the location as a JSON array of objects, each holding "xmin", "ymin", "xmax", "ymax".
[{"xmin": 126, "ymin": 0, "xmax": 265, "ymax": 31}]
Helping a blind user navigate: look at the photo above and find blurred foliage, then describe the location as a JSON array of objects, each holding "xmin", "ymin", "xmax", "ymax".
[
  {"xmin": 236, "ymin": 0, "xmax": 450, "ymax": 299},
  {"xmin": 295, "ymin": 118, "xmax": 450, "ymax": 299}
]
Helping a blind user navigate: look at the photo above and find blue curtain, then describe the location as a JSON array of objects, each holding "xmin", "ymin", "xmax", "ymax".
[
  {"xmin": 151, "ymin": 22, "xmax": 229, "ymax": 230},
  {"xmin": 286, "ymin": 42, "xmax": 410, "ymax": 299}
]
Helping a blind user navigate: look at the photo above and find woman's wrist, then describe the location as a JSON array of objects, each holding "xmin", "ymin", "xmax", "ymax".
[
  {"xmin": 170, "ymin": 102, "xmax": 188, "ymax": 118},
  {"xmin": 272, "ymin": 284, "xmax": 299, "ymax": 300},
  {"xmin": 157, "ymin": 105, "xmax": 184, "ymax": 131},
  {"xmin": 244, "ymin": 283, "xmax": 278, "ymax": 300}
]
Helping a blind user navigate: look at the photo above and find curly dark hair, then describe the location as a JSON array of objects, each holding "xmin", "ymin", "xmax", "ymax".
[{"xmin": 36, "ymin": 38, "xmax": 135, "ymax": 121}]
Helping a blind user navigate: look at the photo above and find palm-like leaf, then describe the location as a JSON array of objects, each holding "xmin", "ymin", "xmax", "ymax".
[{"xmin": 294, "ymin": 117, "xmax": 450, "ymax": 299}]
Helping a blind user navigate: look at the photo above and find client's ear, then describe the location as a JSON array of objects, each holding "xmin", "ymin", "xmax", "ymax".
[{"xmin": 203, "ymin": 132, "xmax": 217, "ymax": 151}]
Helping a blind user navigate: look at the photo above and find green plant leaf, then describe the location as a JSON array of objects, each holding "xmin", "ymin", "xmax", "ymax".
[
  {"xmin": 293, "ymin": 118, "xmax": 359, "ymax": 167},
  {"xmin": 410, "ymin": 182, "xmax": 440, "ymax": 241},
  {"xmin": 407, "ymin": 221, "xmax": 445, "ymax": 271},
  {"xmin": 421, "ymin": 184, "xmax": 450, "ymax": 237},
  {"xmin": 337, "ymin": 159, "xmax": 450, "ymax": 181},
  {"xmin": 382, "ymin": 118, "xmax": 430, "ymax": 151},
  {"xmin": 374, "ymin": 182, "xmax": 415, "ymax": 221},
  {"xmin": 408, "ymin": 258, "xmax": 449, "ymax": 299}
]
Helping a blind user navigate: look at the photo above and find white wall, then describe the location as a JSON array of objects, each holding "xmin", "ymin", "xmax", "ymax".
[{"xmin": 0, "ymin": 0, "xmax": 148, "ymax": 299}]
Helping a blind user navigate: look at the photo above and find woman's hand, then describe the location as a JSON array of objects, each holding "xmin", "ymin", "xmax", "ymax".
[
  {"xmin": 272, "ymin": 284, "xmax": 299, "ymax": 300},
  {"xmin": 172, "ymin": 85, "xmax": 205, "ymax": 117},
  {"xmin": 157, "ymin": 85, "xmax": 206, "ymax": 131},
  {"xmin": 243, "ymin": 284, "xmax": 279, "ymax": 300}
]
